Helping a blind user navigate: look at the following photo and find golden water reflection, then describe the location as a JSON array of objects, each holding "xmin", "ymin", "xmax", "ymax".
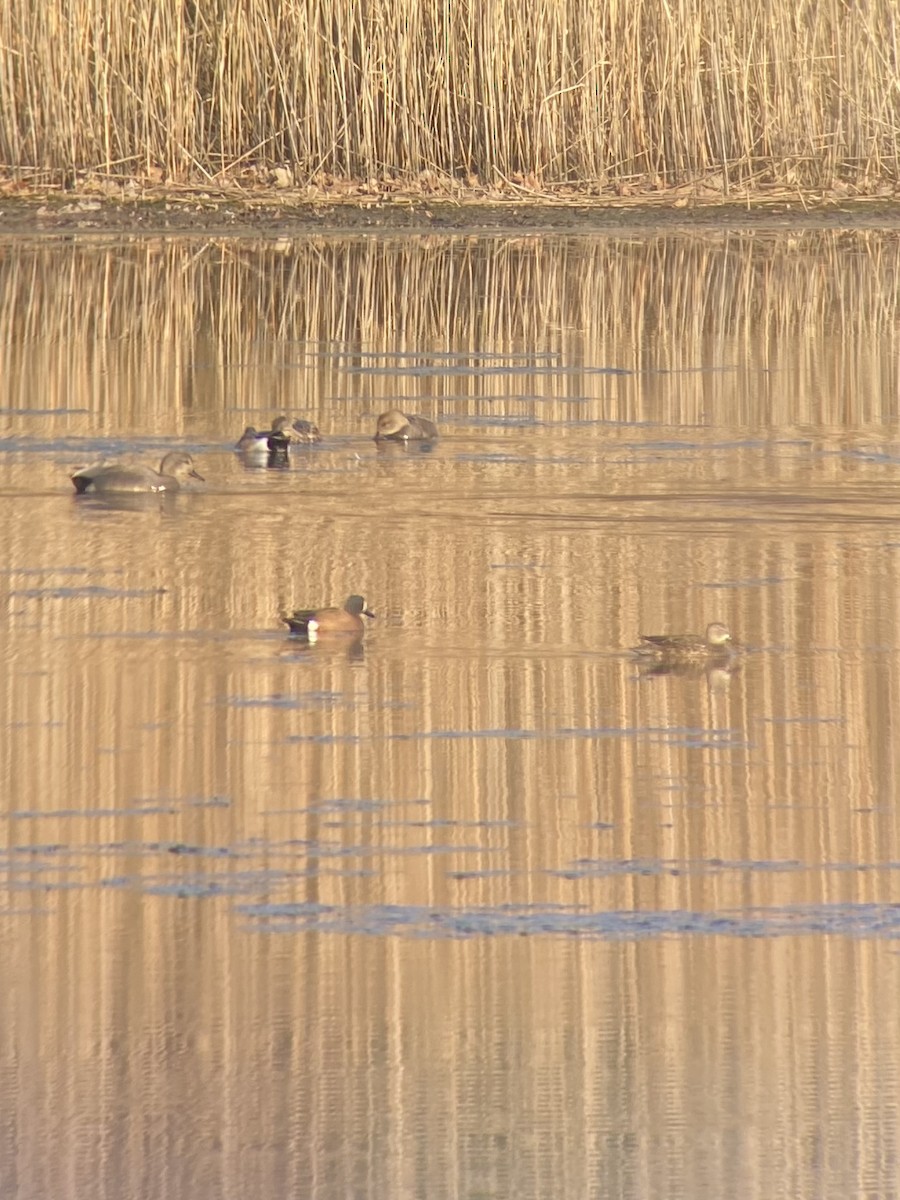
[{"xmin": 1, "ymin": 229, "xmax": 900, "ymax": 1197}]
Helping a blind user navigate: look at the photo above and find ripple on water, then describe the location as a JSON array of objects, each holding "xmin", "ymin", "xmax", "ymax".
[{"xmin": 236, "ymin": 900, "xmax": 900, "ymax": 939}]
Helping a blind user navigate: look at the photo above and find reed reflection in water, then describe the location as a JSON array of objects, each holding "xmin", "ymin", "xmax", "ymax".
[{"xmin": 1, "ymin": 229, "xmax": 899, "ymax": 1198}]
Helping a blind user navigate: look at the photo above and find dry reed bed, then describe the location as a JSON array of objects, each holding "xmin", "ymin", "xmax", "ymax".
[{"xmin": 0, "ymin": 0, "xmax": 898, "ymax": 189}]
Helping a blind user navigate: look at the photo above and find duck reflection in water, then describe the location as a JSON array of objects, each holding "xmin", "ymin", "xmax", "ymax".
[
  {"xmin": 73, "ymin": 491, "xmax": 185, "ymax": 514},
  {"xmin": 634, "ymin": 657, "xmax": 740, "ymax": 690},
  {"xmin": 281, "ymin": 631, "xmax": 366, "ymax": 663}
]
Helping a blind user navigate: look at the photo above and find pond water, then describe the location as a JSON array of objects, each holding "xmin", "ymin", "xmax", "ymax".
[{"xmin": 2, "ymin": 227, "xmax": 900, "ymax": 1198}]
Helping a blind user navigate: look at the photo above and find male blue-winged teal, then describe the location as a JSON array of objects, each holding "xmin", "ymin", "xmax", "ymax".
[
  {"xmin": 631, "ymin": 622, "xmax": 736, "ymax": 662},
  {"xmin": 374, "ymin": 409, "xmax": 438, "ymax": 441},
  {"xmin": 282, "ymin": 594, "xmax": 376, "ymax": 638},
  {"xmin": 236, "ymin": 415, "xmax": 321, "ymax": 462},
  {"xmin": 71, "ymin": 451, "xmax": 203, "ymax": 495}
]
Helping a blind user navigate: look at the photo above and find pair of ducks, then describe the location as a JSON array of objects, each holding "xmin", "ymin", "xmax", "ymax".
[
  {"xmin": 279, "ymin": 602, "xmax": 735, "ymax": 661},
  {"xmin": 235, "ymin": 414, "xmax": 322, "ymax": 466},
  {"xmin": 71, "ymin": 407, "xmax": 439, "ymax": 495},
  {"xmin": 71, "ymin": 415, "xmax": 317, "ymax": 494},
  {"xmin": 236, "ymin": 408, "xmax": 438, "ymax": 462}
]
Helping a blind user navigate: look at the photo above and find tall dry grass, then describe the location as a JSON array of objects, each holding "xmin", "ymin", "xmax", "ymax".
[{"xmin": 0, "ymin": 0, "xmax": 898, "ymax": 189}]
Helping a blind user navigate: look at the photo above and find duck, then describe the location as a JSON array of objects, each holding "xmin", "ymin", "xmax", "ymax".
[
  {"xmin": 374, "ymin": 409, "xmax": 438, "ymax": 441},
  {"xmin": 236, "ymin": 428, "xmax": 288, "ymax": 468},
  {"xmin": 236, "ymin": 414, "xmax": 320, "ymax": 454},
  {"xmin": 631, "ymin": 622, "xmax": 736, "ymax": 662},
  {"xmin": 282, "ymin": 594, "xmax": 376, "ymax": 638},
  {"xmin": 236, "ymin": 416, "xmax": 321, "ymax": 466},
  {"xmin": 71, "ymin": 451, "xmax": 203, "ymax": 494},
  {"xmin": 280, "ymin": 416, "xmax": 321, "ymax": 445}
]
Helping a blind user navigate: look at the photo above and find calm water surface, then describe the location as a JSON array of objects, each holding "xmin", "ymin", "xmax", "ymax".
[{"xmin": 2, "ymin": 229, "xmax": 900, "ymax": 1198}]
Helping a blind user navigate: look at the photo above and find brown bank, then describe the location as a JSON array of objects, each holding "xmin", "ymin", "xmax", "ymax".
[{"xmin": 1, "ymin": 187, "xmax": 900, "ymax": 238}]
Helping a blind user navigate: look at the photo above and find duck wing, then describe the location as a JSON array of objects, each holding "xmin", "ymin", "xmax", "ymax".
[
  {"xmin": 283, "ymin": 608, "xmax": 316, "ymax": 634},
  {"xmin": 638, "ymin": 632, "xmax": 701, "ymax": 650}
]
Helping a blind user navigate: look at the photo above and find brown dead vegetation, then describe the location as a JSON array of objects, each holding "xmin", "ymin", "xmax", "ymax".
[{"xmin": 0, "ymin": 0, "xmax": 898, "ymax": 200}]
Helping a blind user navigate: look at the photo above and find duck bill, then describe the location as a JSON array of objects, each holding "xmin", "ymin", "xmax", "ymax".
[
  {"xmin": 190, "ymin": 469, "xmax": 205, "ymax": 481},
  {"xmin": 363, "ymin": 608, "xmax": 376, "ymax": 619}
]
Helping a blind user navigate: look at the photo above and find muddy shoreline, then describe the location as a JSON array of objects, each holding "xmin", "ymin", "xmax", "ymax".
[{"xmin": 1, "ymin": 192, "xmax": 900, "ymax": 238}]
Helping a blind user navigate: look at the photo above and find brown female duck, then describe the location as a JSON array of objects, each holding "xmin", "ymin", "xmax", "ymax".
[
  {"xmin": 374, "ymin": 409, "xmax": 438, "ymax": 441},
  {"xmin": 632, "ymin": 622, "xmax": 736, "ymax": 663}
]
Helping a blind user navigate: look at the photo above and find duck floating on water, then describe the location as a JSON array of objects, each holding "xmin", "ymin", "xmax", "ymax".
[
  {"xmin": 282, "ymin": 594, "xmax": 376, "ymax": 639},
  {"xmin": 72, "ymin": 451, "xmax": 203, "ymax": 494},
  {"xmin": 631, "ymin": 622, "xmax": 737, "ymax": 663},
  {"xmin": 374, "ymin": 409, "xmax": 438, "ymax": 441}
]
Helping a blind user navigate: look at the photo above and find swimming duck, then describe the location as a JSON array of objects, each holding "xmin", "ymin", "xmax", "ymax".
[
  {"xmin": 374, "ymin": 409, "xmax": 438, "ymax": 441},
  {"xmin": 282, "ymin": 594, "xmax": 376, "ymax": 638},
  {"xmin": 236, "ymin": 415, "xmax": 321, "ymax": 464},
  {"xmin": 72, "ymin": 451, "xmax": 203, "ymax": 494},
  {"xmin": 631, "ymin": 622, "xmax": 736, "ymax": 662}
]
